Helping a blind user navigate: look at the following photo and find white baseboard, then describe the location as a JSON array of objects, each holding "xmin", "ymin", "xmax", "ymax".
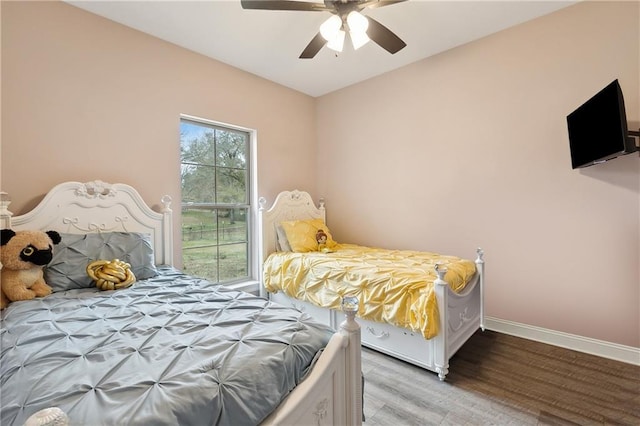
[{"xmin": 484, "ymin": 316, "xmax": 640, "ymax": 366}]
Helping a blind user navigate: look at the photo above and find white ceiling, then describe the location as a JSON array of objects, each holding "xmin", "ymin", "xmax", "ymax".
[{"xmin": 67, "ymin": 0, "xmax": 576, "ymax": 97}]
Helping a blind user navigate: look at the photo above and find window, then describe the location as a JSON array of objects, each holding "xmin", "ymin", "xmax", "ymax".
[{"xmin": 179, "ymin": 116, "xmax": 256, "ymax": 289}]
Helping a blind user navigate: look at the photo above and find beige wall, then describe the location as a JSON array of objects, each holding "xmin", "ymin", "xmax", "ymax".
[
  {"xmin": 2, "ymin": 1, "xmax": 638, "ymax": 348},
  {"xmin": 317, "ymin": 1, "xmax": 639, "ymax": 347},
  {"xmin": 0, "ymin": 1, "xmax": 317, "ymax": 265}
]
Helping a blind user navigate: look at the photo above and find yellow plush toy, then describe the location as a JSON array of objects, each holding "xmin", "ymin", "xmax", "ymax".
[{"xmin": 0, "ymin": 229, "xmax": 61, "ymax": 309}]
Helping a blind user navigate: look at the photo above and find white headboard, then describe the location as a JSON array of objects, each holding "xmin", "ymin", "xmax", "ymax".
[
  {"xmin": 258, "ymin": 190, "xmax": 326, "ymax": 263},
  {"xmin": 0, "ymin": 180, "xmax": 174, "ymax": 266}
]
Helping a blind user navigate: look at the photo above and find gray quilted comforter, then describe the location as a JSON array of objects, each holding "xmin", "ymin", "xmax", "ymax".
[{"xmin": 0, "ymin": 267, "xmax": 333, "ymax": 426}]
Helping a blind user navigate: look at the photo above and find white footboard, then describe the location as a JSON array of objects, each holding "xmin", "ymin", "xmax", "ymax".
[
  {"xmin": 433, "ymin": 248, "xmax": 485, "ymax": 380},
  {"xmin": 261, "ymin": 298, "xmax": 362, "ymax": 426},
  {"xmin": 269, "ymin": 250, "xmax": 485, "ymax": 381}
]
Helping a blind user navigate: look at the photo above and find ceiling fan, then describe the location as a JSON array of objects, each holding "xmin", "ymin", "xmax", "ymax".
[{"xmin": 240, "ymin": 0, "xmax": 407, "ymax": 59}]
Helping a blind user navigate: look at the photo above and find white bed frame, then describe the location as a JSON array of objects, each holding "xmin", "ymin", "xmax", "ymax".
[
  {"xmin": 0, "ymin": 180, "xmax": 362, "ymax": 426},
  {"xmin": 259, "ymin": 190, "xmax": 485, "ymax": 381}
]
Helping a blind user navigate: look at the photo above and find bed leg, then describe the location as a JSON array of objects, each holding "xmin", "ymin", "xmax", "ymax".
[{"xmin": 436, "ymin": 366, "xmax": 449, "ymax": 381}]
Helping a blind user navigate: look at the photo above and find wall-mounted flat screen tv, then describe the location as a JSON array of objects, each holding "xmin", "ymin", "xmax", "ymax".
[{"xmin": 566, "ymin": 79, "xmax": 637, "ymax": 169}]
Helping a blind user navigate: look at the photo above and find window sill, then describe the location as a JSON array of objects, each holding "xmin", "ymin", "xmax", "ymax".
[{"xmin": 225, "ymin": 280, "xmax": 261, "ymax": 295}]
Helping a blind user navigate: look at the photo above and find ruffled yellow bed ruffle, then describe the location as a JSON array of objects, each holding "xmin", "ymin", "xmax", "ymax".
[{"xmin": 263, "ymin": 244, "xmax": 477, "ymax": 339}]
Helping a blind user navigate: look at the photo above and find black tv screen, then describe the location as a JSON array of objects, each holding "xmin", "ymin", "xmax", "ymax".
[{"xmin": 566, "ymin": 79, "xmax": 636, "ymax": 169}]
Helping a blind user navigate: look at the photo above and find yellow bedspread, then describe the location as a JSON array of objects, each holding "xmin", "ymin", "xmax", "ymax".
[{"xmin": 263, "ymin": 244, "xmax": 477, "ymax": 339}]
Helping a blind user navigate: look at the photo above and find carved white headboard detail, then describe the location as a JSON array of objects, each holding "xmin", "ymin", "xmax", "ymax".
[
  {"xmin": 1, "ymin": 180, "xmax": 174, "ymax": 267},
  {"xmin": 258, "ymin": 190, "xmax": 326, "ymax": 265}
]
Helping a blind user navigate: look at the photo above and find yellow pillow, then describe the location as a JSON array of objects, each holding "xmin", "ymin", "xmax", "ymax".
[{"xmin": 280, "ymin": 218, "xmax": 338, "ymax": 253}]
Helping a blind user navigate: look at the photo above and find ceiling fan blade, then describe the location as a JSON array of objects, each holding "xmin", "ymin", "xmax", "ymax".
[
  {"xmin": 365, "ymin": 16, "xmax": 406, "ymax": 54},
  {"xmin": 360, "ymin": 0, "xmax": 407, "ymax": 10},
  {"xmin": 241, "ymin": 0, "xmax": 329, "ymax": 12},
  {"xmin": 299, "ymin": 32, "xmax": 327, "ymax": 59}
]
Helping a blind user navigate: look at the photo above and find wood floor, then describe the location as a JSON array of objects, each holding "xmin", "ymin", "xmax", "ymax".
[{"xmin": 362, "ymin": 330, "xmax": 640, "ymax": 425}]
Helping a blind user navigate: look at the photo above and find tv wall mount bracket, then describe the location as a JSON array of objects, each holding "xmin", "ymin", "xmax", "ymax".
[{"xmin": 630, "ymin": 129, "xmax": 640, "ymax": 149}]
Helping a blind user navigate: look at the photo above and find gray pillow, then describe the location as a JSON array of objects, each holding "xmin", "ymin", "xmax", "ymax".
[
  {"xmin": 44, "ymin": 232, "xmax": 158, "ymax": 292},
  {"xmin": 275, "ymin": 224, "xmax": 292, "ymax": 252}
]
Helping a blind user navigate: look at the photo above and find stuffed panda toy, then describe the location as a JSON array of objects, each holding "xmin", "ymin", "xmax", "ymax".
[{"xmin": 0, "ymin": 229, "xmax": 61, "ymax": 309}]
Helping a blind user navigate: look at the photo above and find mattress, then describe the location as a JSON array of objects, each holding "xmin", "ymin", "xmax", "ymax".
[
  {"xmin": 0, "ymin": 266, "xmax": 332, "ymax": 426},
  {"xmin": 263, "ymin": 244, "xmax": 477, "ymax": 339}
]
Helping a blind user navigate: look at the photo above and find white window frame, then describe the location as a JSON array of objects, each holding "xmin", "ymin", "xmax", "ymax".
[{"xmin": 180, "ymin": 114, "xmax": 259, "ymax": 294}]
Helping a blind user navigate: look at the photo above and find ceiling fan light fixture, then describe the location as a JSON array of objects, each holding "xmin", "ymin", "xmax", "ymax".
[
  {"xmin": 350, "ymin": 29, "xmax": 370, "ymax": 50},
  {"xmin": 319, "ymin": 15, "xmax": 342, "ymax": 41},
  {"xmin": 347, "ymin": 11, "xmax": 370, "ymax": 50},
  {"xmin": 347, "ymin": 11, "xmax": 368, "ymax": 33},
  {"xmin": 326, "ymin": 29, "xmax": 345, "ymax": 52},
  {"xmin": 320, "ymin": 15, "xmax": 344, "ymax": 52}
]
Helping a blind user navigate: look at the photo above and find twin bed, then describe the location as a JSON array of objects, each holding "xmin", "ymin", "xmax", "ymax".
[
  {"xmin": 0, "ymin": 181, "xmax": 361, "ymax": 426},
  {"xmin": 259, "ymin": 190, "xmax": 485, "ymax": 381}
]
